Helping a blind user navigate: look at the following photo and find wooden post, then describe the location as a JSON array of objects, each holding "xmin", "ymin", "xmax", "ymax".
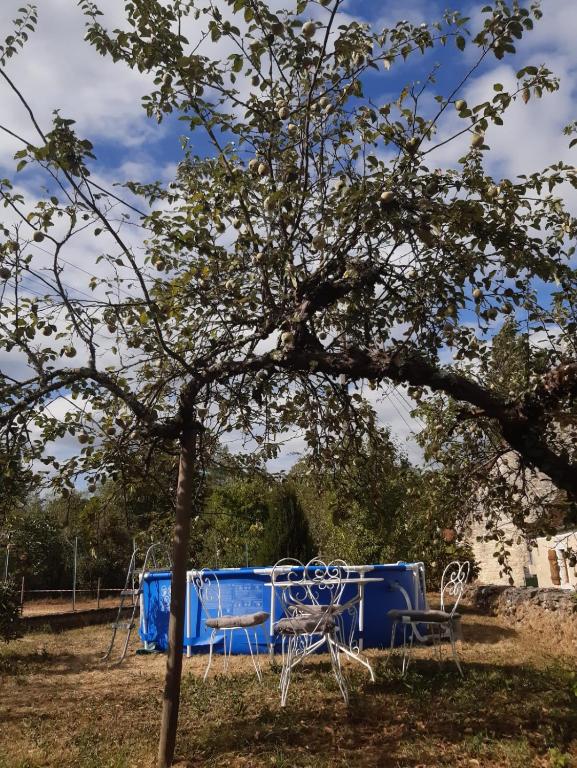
[
  {"xmin": 96, "ymin": 577, "xmax": 101, "ymax": 609},
  {"xmin": 548, "ymin": 548, "xmax": 561, "ymax": 586},
  {"xmin": 20, "ymin": 575, "xmax": 25, "ymax": 608},
  {"xmin": 157, "ymin": 424, "xmax": 199, "ymax": 768},
  {"xmin": 558, "ymin": 550, "xmax": 569, "ymax": 586}
]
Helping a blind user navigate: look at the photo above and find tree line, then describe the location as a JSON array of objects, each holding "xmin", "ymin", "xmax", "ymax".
[{"xmin": 1, "ymin": 434, "xmax": 472, "ymax": 594}]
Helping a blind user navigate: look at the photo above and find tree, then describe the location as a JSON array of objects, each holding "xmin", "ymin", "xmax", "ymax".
[
  {"xmin": 0, "ymin": 446, "xmax": 31, "ymax": 527},
  {"xmin": 1, "ymin": 1, "xmax": 576, "ymax": 764},
  {"xmin": 291, "ymin": 426, "xmax": 411, "ymax": 559},
  {"xmin": 256, "ymin": 481, "xmax": 315, "ymax": 565},
  {"xmin": 414, "ymin": 319, "xmax": 576, "ymax": 576},
  {"xmin": 201, "ymin": 472, "xmax": 271, "ymax": 566},
  {"xmin": 4, "ymin": 496, "xmax": 68, "ymax": 589},
  {"xmin": 51, "ymin": 489, "xmax": 136, "ymax": 588},
  {"xmin": 291, "ymin": 428, "xmax": 473, "ymax": 584}
]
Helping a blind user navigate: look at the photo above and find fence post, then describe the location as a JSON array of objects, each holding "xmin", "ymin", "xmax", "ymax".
[
  {"xmin": 72, "ymin": 536, "xmax": 78, "ymax": 612},
  {"xmin": 132, "ymin": 538, "xmax": 137, "ymax": 606},
  {"xmin": 96, "ymin": 576, "xmax": 101, "ymax": 610},
  {"xmin": 20, "ymin": 575, "xmax": 25, "ymax": 608}
]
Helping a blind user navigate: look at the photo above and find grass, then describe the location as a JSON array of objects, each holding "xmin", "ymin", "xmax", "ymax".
[{"xmin": 0, "ymin": 605, "xmax": 576, "ymax": 768}]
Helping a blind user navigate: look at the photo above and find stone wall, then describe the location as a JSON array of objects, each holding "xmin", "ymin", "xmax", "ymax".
[{"xmin": 465, "ymin": 584, "xmax": 577, "ymax": 655}]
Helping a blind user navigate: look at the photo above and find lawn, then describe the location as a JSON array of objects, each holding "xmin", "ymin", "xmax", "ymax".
[{"xmin": 1, "ymin": 604, "xmax": 576, "ymax": 768}]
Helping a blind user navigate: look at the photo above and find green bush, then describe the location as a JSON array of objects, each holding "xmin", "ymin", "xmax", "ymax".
[{"xmin": 0, "ymin": 580, "xmax": 22, "ymax": 643}]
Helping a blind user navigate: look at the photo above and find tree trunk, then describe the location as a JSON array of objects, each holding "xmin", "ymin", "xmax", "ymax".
[
  {"xmin": 500, "ymin": 420, "xmax": 577, "ymax": 500},
  {"xmin": 157, "ymin": 424, "xmax": 198, "ymax": 768}
]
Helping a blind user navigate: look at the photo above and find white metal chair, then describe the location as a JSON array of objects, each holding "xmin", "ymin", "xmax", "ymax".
[
  {"xmin": 272, "ymin": 558, "xmax": 349, "ymax": 706},
  {"xmin": 387, "ymin": 560, "xmax": 470, "ymax": 676},
  {"xmin": 191, "ymin": 569, "xmax": 269, "ymax": 682}
]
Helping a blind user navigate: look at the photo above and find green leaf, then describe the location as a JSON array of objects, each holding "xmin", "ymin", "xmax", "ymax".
[{"xmin": 456, "ymin": 35, "xmax": 466, "ymax": 51}]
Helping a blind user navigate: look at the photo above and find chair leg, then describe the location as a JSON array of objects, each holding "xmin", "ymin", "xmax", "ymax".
[
  {"xmin": 336, "ymin": 641, "xmax": 375, "ymax": 682},
  {"xmin": 244, "ymin": 627, "xmax": 262, "ymax": 682},
  {"xmin": 401, "ymin": 622, "xmax": 416, "ymax": 676},
  {"xmin": 204, "ymin": 629, "xmax": 216, "ymax": 682},
  {"xmin": 280, "ymin": 636, "xmax": 295, "ymax": 707},
  {"xmin": 448, "ymin": 623, "xmax": 464, "ymax": 677},
  {"xmin": 279, "ymin": 635, "xmax": 286, "ymax": 690},
  {"xmin": 222, "ymin": 629, "xmax": 234, "ymax": 674},
  {"xmin": 260, "ymin": 623, "xmax": 271, "ymax": 661},
  {"xmin": 327, "ymin": 633, "xmax": 349, "ymax": 705},
  {"xmin": 385, "ymin": 620, "xmax": 398, "ymax": 668},
  {"xmin": 433, "ymin": 623, "xmax": 443, "ymax": 666}
]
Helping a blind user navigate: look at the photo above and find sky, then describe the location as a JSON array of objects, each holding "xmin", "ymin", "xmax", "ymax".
[{"xmin": 1, "ymin": 0, "xmax": 576, "ymax": 474}]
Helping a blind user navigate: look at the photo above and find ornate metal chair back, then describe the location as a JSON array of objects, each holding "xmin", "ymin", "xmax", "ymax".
[
  {"xmin": 440, "ymin": 560, "xmax": 470, "ymax": 617},
  {"xmin": 270, "ymin": 558, "xmax": 306, "ymax": 618},
  {"xmin": 191, "ymin": 569, "xmax": 222, "ymax": 622},
  {"xmin": 271, "ymin": 557, "xmax": 349, "ymax": 636},
  {"xmin": 303, "ymin": 558, "xmax": 349, "ymax": 611}
]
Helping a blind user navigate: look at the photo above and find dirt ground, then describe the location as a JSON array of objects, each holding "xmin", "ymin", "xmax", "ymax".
[{"xmin": 1, "ymin": 603, "xmax": 576, "ymax": 768}]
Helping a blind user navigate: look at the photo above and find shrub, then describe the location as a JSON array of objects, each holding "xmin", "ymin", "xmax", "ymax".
[{"xmin": 0, "ymin": 580, "xmax": 22, "ymax": 643}]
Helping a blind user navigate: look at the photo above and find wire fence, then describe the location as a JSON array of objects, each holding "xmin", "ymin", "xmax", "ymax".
[
  {"xmin": 3, "ymin": 535, "xmax": 143, "ymax": 613},
  {"xmin": 18, "ymin": 580, "xmax": 131, "ymax": 613}
]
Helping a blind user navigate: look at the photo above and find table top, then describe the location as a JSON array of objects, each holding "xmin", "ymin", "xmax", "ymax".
[
  {"xmin": 254, "ymin": 565, "xmax": 379, "ymax": 576},
  {"xmin": 265, "ymin": 577, "xmax": 384, "ymax": 587}
]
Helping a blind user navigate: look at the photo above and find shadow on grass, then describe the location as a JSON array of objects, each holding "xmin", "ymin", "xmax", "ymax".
[
  {"xmin": 462, "ymin": 619, "xmax": 518, "ymax": 644},
  {"xmin": 176, "ymin": 658, "xmax": 577, "ymax": 767},
  {"xmin": 0, "ymin": 650, "xmax": 99, "ymax": 676}
]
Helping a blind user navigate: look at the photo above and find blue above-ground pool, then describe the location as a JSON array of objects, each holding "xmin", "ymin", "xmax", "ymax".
[{"xmin": 139, "ymin": 562, "xmax": 428, "ymax": 654}]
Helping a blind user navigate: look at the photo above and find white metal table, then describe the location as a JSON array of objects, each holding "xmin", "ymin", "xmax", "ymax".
[{"xmin": 266, "ymin": 575, "xmax": 383, "ymax": 680}]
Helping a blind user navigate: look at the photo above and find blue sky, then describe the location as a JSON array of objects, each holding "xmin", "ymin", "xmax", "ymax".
[
  {"xmin": 5, "ymin": 0, "xmax": 575, "ymax": 187},
  {"xmin": 1, "ymin": 0, "xmax": 576, "ymax": 471}
]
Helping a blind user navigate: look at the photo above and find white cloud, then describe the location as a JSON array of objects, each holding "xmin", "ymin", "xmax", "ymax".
[
  {"xmin": 371, "ymin": 0, "xmax": 431, "ymax": 29},
  {"xmin": 0, "ymin": 0, "xmax": 161, "ymax": 169},
  {"xmin": 428, "ymin": 2, "xmax": 577, "ymax": 183}
]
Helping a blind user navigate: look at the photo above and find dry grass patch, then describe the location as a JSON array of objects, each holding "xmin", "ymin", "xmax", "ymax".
[{"xmin": 0, "ymin": 606, "xmax": 576, "ymax": 768}]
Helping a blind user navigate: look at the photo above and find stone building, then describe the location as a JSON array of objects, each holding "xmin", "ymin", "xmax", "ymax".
[
  {"xmin": 469, "ymin": 516, "xmax": 577, "ymax": 588},
  {"xmin": 467, "ymin": 451, "xmax": 577, "ymax": 589}
]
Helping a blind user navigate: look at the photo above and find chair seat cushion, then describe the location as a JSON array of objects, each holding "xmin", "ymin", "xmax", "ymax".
[
  {"xmin": 387, "ymin": 609, "xmax": 459, "ymax": 623},
  {"xmin": 205, "ymin": 611, "xmax": 269, "ymax": 629},
  {"xmin": 274, "ymin": 614, "xmax": 336, "ymax": 635}
]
